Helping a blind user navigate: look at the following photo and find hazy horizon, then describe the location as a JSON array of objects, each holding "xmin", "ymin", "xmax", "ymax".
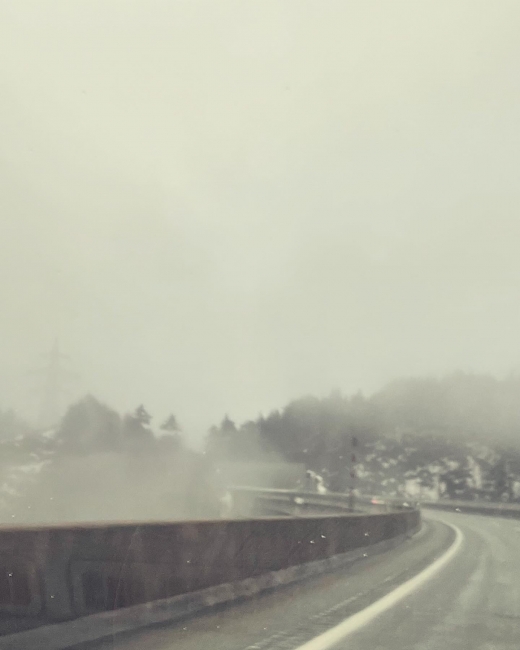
[{"xmin": 2, "ymin": 1, "xmax": 520, "ymax": 442}]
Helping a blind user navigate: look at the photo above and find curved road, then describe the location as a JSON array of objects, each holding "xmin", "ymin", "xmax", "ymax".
[{"xmin": 79, "ymin": 510, "xmax": 519, "ymax": 650}]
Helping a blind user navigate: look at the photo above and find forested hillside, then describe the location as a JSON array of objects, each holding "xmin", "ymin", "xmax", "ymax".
[
  {"xmin": 206, "ymin": 373, "xmax": 520, "ymax": 501},
  {"xmin": 0, "ymin": 397, "xmax": 223, "ymax": 523},
  {"xmin": 2, "ymin": 371, "xmax": 519, "ymax": 524}
]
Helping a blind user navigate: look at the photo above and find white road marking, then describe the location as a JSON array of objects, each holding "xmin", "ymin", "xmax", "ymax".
[{"xmin": 293, "ymin": 523, "xmax": 464, "ymax": 650}]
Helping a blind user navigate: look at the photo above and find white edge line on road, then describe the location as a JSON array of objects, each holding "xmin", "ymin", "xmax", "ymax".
[{"xmin": 294, "ymin": 523, "xmax": 464, "ymax": 650}]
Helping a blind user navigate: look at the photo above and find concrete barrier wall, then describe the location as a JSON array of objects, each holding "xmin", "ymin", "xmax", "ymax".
[{"xmin": 0, "ymin": 509, "xmax": 420, "ymax": 627}]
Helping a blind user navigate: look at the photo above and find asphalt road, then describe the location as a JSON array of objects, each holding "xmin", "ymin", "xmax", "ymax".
[{"xmin": 78, "ymin": 510, "xmax": 520, "ymax": 650}]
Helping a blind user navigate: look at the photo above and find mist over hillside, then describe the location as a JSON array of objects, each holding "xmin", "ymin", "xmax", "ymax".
[
  {"xmin": 207, "ymin": 372, "xmax": 520, "ymax": 501},
  {"xmin": 0, "ymin": 398, "xmax": 224, "ymax": 524},
  {"xmin": 1, "ymin": 370, "xmax": 520, "ymax": 524}
]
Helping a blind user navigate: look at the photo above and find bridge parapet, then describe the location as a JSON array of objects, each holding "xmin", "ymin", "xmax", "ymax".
[{"xmin": 0, "ymin": 506, "xmax": 419, "ymax": 626}]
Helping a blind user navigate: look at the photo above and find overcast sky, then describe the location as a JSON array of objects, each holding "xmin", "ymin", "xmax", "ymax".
[{"xmin": 1, "ymin": 1, "xmax": 520, "ymax": 441}]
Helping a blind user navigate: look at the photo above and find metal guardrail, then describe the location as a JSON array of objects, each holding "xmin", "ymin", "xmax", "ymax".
[
  {"xmin": 229, "ymin": 486, "xmax": 417, "ymax": 517},
  {"xmin": 229, "ymin": 486, "xmax": 520, "ymax": 521},
  {"xmin": 420, "ymin": 498, "xmax": 520, "ymax": 519}
]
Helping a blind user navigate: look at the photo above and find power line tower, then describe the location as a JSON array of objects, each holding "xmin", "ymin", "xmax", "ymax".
[{"xmin": 37, "ymin": 340, "xmax": 72, "ymax": 430}]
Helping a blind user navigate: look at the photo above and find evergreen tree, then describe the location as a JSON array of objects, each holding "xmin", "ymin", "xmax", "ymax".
[
  {"xmin": 134, "ymin": 404, "xmax": 152, "ymax": 426},
  {"xmin": 56, "ymin": 395, "xmax": 122, "ymax": 453},
  {"xmin": 161, "ymin": 414, "xmax": 181, "ymax": 433}
]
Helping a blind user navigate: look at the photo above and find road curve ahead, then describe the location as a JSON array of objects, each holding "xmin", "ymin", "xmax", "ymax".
[{"xmin": 77, "ymin": 511, "xmax": 519, "ymax": 650}]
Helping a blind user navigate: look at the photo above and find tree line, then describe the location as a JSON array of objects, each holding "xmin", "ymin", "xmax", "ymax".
[
  {"xmin": 206, "ymin": 373, "xmax": 520, "ymax": 501},
  {"xmin": 0, "ymin": 397, "xmax": 223, "ymax": 523}
]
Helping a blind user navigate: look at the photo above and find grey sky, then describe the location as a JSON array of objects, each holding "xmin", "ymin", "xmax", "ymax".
[{"xmin": 1, "ymin": 1, "xmax": 520, "ymax": 441}]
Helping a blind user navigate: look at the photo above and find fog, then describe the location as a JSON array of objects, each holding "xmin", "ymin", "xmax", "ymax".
[{"xmin": 2, "ymin": 1, "xmax": 520, "ymax": 444}]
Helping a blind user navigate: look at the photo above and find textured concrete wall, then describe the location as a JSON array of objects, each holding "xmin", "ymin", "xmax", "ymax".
[{"xmin": 0, "ymin": 509, "xmax": 420, "ymax": 622}]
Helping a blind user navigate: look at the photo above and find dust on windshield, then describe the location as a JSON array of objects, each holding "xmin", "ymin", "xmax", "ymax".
[{"xmin": 1, "ymin": 3, "xmax": 519, "ymax": 650}]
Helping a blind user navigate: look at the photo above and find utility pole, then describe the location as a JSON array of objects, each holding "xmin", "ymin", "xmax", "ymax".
[{"xmin": 348, "ymin": 435, "xmax": 358, "ymax": 510}]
